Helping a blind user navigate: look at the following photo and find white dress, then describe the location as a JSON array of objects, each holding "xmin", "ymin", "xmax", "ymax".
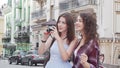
[{"xmin": 45, "ymin": 40, "xmax": 72, "ymax": 68}]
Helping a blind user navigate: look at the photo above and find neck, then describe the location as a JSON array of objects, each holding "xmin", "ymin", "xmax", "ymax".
[
  {"xmin": 61, "ymin": 32, "xmax": 67, "ymax": 40},
  {"xmin": 81, "ymin": 31, "xmax": 86, "ymax": 40}
]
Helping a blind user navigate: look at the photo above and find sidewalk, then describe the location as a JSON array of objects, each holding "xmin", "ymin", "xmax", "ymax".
[
  {"xmin": 103, "ymin": 64, "xmax": 120, "ymax": 68},
  {"xmin": 0, "ymin": 59, "xmax": 8, "ymax": 62}
]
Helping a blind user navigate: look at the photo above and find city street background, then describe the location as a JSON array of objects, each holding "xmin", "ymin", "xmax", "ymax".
[
  {"xmin": 0, "ymin": 0, "xmax": 120, "ymax": 68},
  {"xmin": 0, "ymin": 59, "xmax": 43, "ymax": 68}
]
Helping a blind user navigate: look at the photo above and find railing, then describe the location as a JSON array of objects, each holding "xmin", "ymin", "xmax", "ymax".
[
  {"xmin": 2, "ymin": 36, "xmax": 11, "ymax": 43},
  {"xmin": 59, "ymin": 0, "xmax": 97, "ymax": 12},
  {"xmin": 14, "ymin": 25, "xmax": 30, "ymax": 43},
  {"xmin": 14, "ymin": 31, "xmax": 30, "ymax": 43},
  {"xmin": 32, "ymin": 9, "xmax": 46, "ymax": 20}
]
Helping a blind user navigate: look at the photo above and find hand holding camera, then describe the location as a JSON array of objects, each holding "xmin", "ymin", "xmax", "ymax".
[
  {"xmin": 46, "ymin": 26, "xmax": 54, "ymax": 33},
  {"xmin": 42, "ymin": 26, "xmax": 55, "ymax": 41},
  {"xmin": 42, "ymin": 25, "xmax": 59, "ymax": 41},
  {"xmin": 42, "ymin": 26, "xmax": 55, "ymax": 42}
]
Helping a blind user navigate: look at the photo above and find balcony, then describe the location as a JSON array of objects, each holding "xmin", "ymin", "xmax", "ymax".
[
  {"xmin": 59, "ymin": 0, "xmax": 97, "ymax": 12},
  {"xmin": 32, "ymin": 9, "xmax": 46, "ymax": 20},
  {"xmin": 2, "ymin": 36, "xmax": 11, "ymax": 43},
  {"xmin": 14, "ymin": 31, "xmax": 30, "ymax": 43},
  {"xmin": 14, "ymin": 26, "xmax": 30, "ymax": 43},
  {"xmin": 2, "ymin": 30, "xmax": 11, "ymax": 42}
]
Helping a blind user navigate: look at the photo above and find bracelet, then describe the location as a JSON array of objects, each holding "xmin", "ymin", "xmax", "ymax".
[{"xmin": 41, "ymin": 40, "xmax": 46, "ymax": 43}]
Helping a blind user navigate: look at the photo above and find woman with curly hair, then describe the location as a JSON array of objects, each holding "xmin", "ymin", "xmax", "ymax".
[{"xmin": 72, "ymin": 12, "xmax": 100, "ymax": 68}]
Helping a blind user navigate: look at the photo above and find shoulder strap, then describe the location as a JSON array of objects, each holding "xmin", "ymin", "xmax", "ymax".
[
  {"xmin": 50, "ymin": 38, "xmax": 55, "ymax": 48},
  {"xmin": 46, "ymin": 38, "xmax": 55, "ymax": 63}
]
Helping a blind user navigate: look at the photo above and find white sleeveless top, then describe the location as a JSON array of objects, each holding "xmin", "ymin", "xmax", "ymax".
[{"xmin": 45, "ymin": 40, "xmax": 72, "ymax": 68}]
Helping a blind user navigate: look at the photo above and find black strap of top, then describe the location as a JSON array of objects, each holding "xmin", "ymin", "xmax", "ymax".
[{"xmin": 50, "ymin": 38, "xmax": 55, "ymax": 48}]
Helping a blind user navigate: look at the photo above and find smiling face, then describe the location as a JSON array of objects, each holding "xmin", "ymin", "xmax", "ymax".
[
  {"xmin": 74, "ymin": 16, "xmax": 84, "ymax": 33},
  {"xmin": 57, "ymin": 17, "xmax": 67, "ymax": 33},
  {"xmin": 56, "ymin": 13, "xmax": 75, "ymax": 44}
]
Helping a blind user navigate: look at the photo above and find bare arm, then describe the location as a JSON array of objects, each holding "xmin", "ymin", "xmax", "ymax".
[
  {"xmin": 57, "ymin": 37, "xmax": 77, "ymax": 61},
  {"xmin": 38, "ymin": 34, "xmax": 53, "ymax": 55}
]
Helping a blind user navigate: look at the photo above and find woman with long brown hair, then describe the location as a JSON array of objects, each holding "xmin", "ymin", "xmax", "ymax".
[
  {"xmin": 39, "ymin": 12, "xmax": 77, "ymax": 68},
  {"xmin": 73, "ymin": 12, "xmax": 99, "ymax": 68}
]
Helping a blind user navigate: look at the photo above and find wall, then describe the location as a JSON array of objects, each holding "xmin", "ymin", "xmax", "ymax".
[{"xmin": 0, "ymin": 16, "xmax": 4, "ymax": 55}]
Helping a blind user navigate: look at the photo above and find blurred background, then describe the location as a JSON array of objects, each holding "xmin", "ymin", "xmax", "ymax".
[{"xmin": 0, "ymin": 0, "xmax": 120, "ymax": 68}]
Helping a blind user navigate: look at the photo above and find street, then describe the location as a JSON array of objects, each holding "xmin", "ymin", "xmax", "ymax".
[{"xmin": 0, "ymin": 59, "xmax": 44, "ymax": 68}]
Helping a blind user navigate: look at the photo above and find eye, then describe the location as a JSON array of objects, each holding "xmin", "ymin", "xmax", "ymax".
[
  {"xmin": 75, "ymin": 19, "xmax": 80, "ymax": 22},
  {"xmin": 58, "ymin": 21, "xmax": 61, "ymax": 23},
  {"xmin": 62, "ymin": 21, "xmax": 66, "ymax": 24},
  {"xmin": 78, "ymin": 19, "xmax": 83, "ymax": 22},
  {"xmin": 79, "ymin": 20, "xmax": 83, "ymax": 22}
]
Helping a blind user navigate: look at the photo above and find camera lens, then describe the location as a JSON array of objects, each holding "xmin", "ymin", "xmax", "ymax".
[{"xmin": 47, "ymin": 27, "xmax": 53, "ymax": 32}]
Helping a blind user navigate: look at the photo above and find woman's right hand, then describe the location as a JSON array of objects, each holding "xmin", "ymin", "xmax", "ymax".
[
  {"xmin": 80, "ymin": 53, "xmax": 88, "ymax": 64},
  {"xmin": 42, "ymin": 31, "xmax": 51, "ymax": 41}
]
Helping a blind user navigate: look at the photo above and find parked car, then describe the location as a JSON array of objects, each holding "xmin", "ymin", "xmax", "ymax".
[
  {"xmin": 8, "ymin": 50, "xmax": 26, "ymax": 64},
  {"xmin": 21, "ymin": 50, "xmax": 50, "ymax": 66}
]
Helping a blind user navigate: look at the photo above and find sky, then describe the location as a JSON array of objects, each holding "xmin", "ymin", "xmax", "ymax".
[{"xmin": 0, "ymin": 0, "xmax": 8, "ymax": 8}]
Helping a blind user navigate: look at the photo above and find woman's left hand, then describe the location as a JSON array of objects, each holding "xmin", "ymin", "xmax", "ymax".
[
  {"xmin": 80, "ymin": 53, "xmax": 88, "ymax": 64},
  {"xmin": 50, "ymin": 26, "xmax": 60, "ymax": 40}
]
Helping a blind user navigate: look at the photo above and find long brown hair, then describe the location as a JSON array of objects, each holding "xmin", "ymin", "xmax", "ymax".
[
  {"xmin": 56, "ymin": 13, "xmax": 75, "ymax": 45},
  {"xmin": 80, "ymin": 12, "xmax": 99, "ymax": 44}
]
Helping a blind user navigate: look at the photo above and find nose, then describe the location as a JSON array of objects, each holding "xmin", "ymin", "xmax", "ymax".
[
  {"xmin": 58, "ymin": 22, "xmax": 62, "ymax": 27},
  {"xmin": 58, "ymin": 21, "xmax": 63, "ymax": 25},
  {"xmin": 74, "ymin": 22, "xmax": 79, "ymax": 25}
]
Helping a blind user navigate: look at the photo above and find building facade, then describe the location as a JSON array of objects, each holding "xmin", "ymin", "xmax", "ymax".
[
  {"xmin": 2, "ymin": 0, "xmax": 32, "ymax": 57},
  {"xmin": 1, "ymin": 4, "xmax": 12, "ymax": 57},
  {"xmin": 98, "ymin": 0, "xmax": 120, "ymax": 65},
  {"xmin": 11, "ymin": 0, "xmax": 31, "ymax": 51},
  {"xmin": 0, "ymin": 10, "xmax": 4, "ymax": 56}
]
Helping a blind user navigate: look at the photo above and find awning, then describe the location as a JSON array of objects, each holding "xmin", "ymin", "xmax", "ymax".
[{"xmin": 41, "ymin": 19, "xmax": 56, "ymax": 26}]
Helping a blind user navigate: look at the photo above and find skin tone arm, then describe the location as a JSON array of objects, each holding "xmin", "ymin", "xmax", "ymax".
[
  {"xmin": 38, "ymin": 32, "xmax": 53, "ymax": 55},
  {"xmin": 51, "ymin": 26, "xmax": 77, "ymax": 61},
  {"xmin": 57, "ymin": 37, "xmax": 77, "ymax": 61},
  {"xmin": 80, "ymin": 53, "xmax": 90, "ymax": 68}
]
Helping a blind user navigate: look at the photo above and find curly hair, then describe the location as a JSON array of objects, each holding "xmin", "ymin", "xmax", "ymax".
[
  {"xmin": 56, "ymin": 12, "xmax": 75, "ymax": 45},
  {"xmin": 80, "ymin": 13, "xmax": 99, "ymax": 44}
]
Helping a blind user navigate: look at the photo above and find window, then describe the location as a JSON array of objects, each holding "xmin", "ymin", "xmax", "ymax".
[
  {"xmin": 116, "ymin": 13, "xmax": 120, "ymax": 32},
  {"xmin": 118, "ymin": 55, "xmax": 120, "ymax": 59}
]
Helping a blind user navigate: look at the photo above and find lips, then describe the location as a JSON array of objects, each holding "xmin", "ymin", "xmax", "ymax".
[
  {"xmin": 75, "ymin": 25, "xmax": 80, "ymax": 28},
  {"xmin": 75, "ymin": 25, "xmax": 81, "ymax": 31},
  {"xmin": 58, "ymin": 28, "xmax": 62, "ymax": 31}
]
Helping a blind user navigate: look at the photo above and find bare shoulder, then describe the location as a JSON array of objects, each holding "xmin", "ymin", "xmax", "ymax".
[
  {"xmin": 70, "ymin": 36, "xmax": 78, "ymax": 45},
  {"xmin": 73, "ymin": 36, "xmax": 78, "ymax": 41}
]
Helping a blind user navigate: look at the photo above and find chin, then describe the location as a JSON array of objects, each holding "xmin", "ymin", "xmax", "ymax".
[
  {"xmin": 75, "ymin": 29, "xmax": 80, "ymax": 31},
  {"xmin": 59, "ymin": 31, "xmax": 63, "ymax": 32},
  {"xmin": 58, "ymin": 30, "xmax": 62, "ymax": 32}
]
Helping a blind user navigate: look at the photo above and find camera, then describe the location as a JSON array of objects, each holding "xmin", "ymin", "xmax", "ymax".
[
  {"xmin": 47, "ymin": 26, "xmax": 54, "ymax": 32},
  {"xmin": 44, "ymin": 19, "xmax": 56, "ymax": 32}
]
